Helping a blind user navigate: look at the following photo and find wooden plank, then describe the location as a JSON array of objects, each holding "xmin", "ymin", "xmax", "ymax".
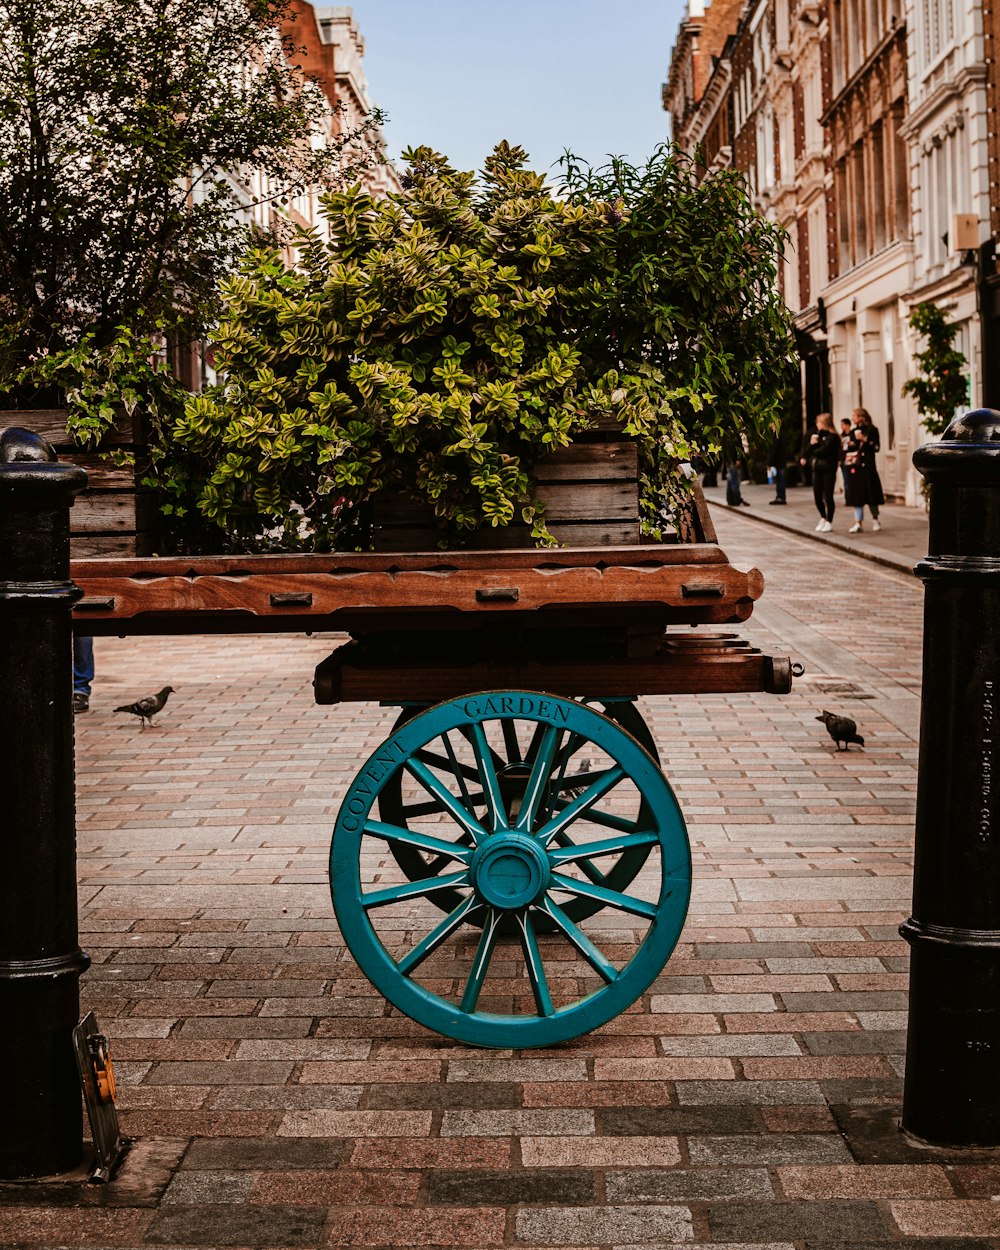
[
  {"xmin": 0, "ymin": 408, "xmax": 145, "ymax": 448},
  {"xmin": 533, "ymin": 441, "xmax": 637, "ymax": 482},
  {"xmin": 71, "ymin": 493, "xmax": 156, "ymax": 534},
  {"xmin": 72, "ymin": 534, "xmax": 144, "ymax": 559},
  {"xmin": 313, "ymin": 637, "xmax": 790, "ymax": 704},
  {"xmin": 72, "ymin": 544, "xmax": 732, "ymax": 577},
  {"xmin": 71, "ymin": 559, "xmax": 764, "ymax": 634}
]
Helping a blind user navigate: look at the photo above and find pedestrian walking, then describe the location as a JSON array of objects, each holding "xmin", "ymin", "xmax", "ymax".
[
  {"xmin": 768, "ymin": 430, "xmax": 787, "ymax": 505},
  {"xmin": 800, "ymin": 412, "xmax": 840, "ymax": 532},
  {"xmin": 725, "ymin": 458, "xmax": 750, "ymax": 507},
  {"xmin": 845, "ymin": 407, "xmax": 885, "ymax": 533}
]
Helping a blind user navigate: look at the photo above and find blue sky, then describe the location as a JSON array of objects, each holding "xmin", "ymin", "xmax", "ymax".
[{"xmin": 351, "ymin": 1, "xmax": 687, "ymax": 179}]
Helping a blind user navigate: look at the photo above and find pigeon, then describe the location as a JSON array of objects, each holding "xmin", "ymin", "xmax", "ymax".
[
  {"xmin": 114, "ymin": 686, "xmax": 175, "ymax": 728},
  {"xmin": 816, "ymin": 709, "xmax": 865, "ymax": 751}
]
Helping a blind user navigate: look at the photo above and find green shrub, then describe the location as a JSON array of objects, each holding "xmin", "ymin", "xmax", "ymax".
[{"xmin": 174, "ymin": 142, "xmax": 794, "ymax": 550}]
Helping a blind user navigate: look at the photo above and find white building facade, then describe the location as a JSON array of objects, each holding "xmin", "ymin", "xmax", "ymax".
[{"xmin": 901, "ymin": 0, "xmax": 990, "ymax": 418}]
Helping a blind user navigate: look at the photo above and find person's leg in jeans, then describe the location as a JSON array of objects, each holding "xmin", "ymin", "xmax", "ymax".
[
  {"xmin": 73, "ymin": 635, "xmax": 94, "ymax": 712},
  {"xmin": 812, "ymin": 472, "xmax": 826, "ymax": 525},
  {"xmin": 773, "ymin": 464, "xmax": 786, "ymax": 503}
]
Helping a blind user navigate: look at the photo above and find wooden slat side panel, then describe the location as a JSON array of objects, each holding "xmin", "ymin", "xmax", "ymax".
[{"xmin": 1, "ymin": 409, "xmax": 145, "ymax": 448}]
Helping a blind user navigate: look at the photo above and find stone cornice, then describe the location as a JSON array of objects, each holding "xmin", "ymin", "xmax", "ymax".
[{"xmin": 899, "ymin": 62, "xmax": 989, "ymax": 137}]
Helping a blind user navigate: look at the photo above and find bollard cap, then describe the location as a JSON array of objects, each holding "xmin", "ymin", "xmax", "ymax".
[
  {"xmin": 913, "ymin": 409, "xmax": 1000, "ymax": 484},
  {"xmin": 0, "ymin": 426, "xmax": 87, "ymax": 508}
]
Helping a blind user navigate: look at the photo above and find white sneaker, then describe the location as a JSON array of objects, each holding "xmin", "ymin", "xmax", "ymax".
[
  {"xmin": 815, "ymin": 520, "xmax": 825, "ymax": 531},
  {"xmin": 848, "ymin": 522, "xmax": 862, "ymax": 533},
  {"xmin": 872, "ymin": 519, "xmax": 881, "ymax": 532},
  {"xmin": 820, "ymin": 519, "xmax": 833, "ymax": 532}
]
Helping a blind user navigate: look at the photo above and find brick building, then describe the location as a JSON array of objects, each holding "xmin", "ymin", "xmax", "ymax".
[{"xmin": 662, "ymin": 0, "xmax": 744, "ymax": 153}]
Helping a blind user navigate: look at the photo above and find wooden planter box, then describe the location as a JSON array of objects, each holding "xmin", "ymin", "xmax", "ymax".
[
  {"xmin": 0, "ymin": 408, "xmax": 156, "ymax": 557},
  {"xmin": 373, "ymin": 424, "xmax": 714, "ymax": 551}
]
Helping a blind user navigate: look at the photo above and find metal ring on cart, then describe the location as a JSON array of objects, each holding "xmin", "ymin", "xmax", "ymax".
[
  {"xmin": 378, "ymin": 698, "xmax": 660, "ymax": 926},
  {"xmin": 331, "ymin": 691, "xmax": 691, "ymax": 1047}
]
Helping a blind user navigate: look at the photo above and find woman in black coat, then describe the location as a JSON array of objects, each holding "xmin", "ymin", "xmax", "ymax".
[
  {"xmin": 844, "ymin": 408, "xmax": 885, "ymax": 533},
  {"xmin": 800, "ymin": 412, "xmax": 841, "ymax": 532}
]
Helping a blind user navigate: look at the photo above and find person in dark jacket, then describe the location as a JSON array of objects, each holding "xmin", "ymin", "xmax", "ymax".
[
  {"xmin": 844, "ymin": 407, "xmax": 885, "ymax": 533},
  {"xmin": 800, "ymin": 412, "xmax": 840, "ymax": 532}
]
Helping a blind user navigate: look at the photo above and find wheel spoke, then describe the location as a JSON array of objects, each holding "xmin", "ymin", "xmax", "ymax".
[
  {"xmin": 549, "ymin": 829, "xmax": 660, "ymax": 866},
  {"xmin": 550, "ymin": 796, "xmax": 635, "ymax": 834},
  {"xmin": 397, "ymin": 895, "xmax": 482, "ymax": 976},
  {"xmin": 364, "ymin": 819, "xmax": 474, "ymax": 864},
  {"xmin": 550, "ymin": 830, "xmax": 609, "ymax": 886},
  {"xmin": 536, "ymin": 897, "xmax": 620, "ymax": 983},
  {"xmin": 414, "ymin": 747, "xmax": 480, "ymax": 785},
  {"xmin": 514, "ymin": 724, "xmax": 561, "ymax": 833},
  {"xmin": 500, "ymin": 718, "xmax": 522, "ymax": 763},
  {"xmin": 468, "ymin": 723, "xmax": 507, "ymax": 832},
  {"xmin": 537, "ymin": 766, "xmax": 627, "ymax": 847},
  {"xmin": 517, "ymin": 912, "xmax": 554, "ymax": 1016},
  {"xmin": 549, "ymin": 871, "xmax": 659, "ymax": 919},
  {"xmin": 406, "ymin": 757, "xmax": 487, "ymax": 844},
  {"xmin": 460, "ymin": 908, "xmax": 502, "ymax": 1012},
  {"xmin": 362, "ymin": 870, "xmax": 470, "ymax": 910},
  {"xmin": 556, "ymin": 765, "xmax": 617, "ymax": 793},
  {"xmin": 399, "ymin": 799, "xmax": 448, "ymax": 819},
  {"xmin": 441, "ymin": 732, "xmax": 476, "ymax": 808}
]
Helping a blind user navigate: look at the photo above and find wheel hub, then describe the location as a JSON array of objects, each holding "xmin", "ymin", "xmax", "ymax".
[{"xmin": 470, "ymin": 833, "xmax": 550, "ymax": 910}]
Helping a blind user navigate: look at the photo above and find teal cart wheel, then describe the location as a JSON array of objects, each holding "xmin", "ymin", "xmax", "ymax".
[
  {"xmin": 331, "ymin": 691, "xmax": 690, "ymax": 1047},
  {"xmin": 377, "ymin": 698, "xmax": 660, "ymax": 925}
]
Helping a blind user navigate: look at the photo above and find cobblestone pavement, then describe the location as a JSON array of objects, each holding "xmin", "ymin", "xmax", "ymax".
[{"xmin": 6, "ymin": 509, "xmax": 998, "ymax": 1249}]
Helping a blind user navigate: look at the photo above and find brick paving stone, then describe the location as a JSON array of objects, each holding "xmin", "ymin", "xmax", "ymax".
[
  {"xmin": 184, "ymin": 1137, "xmax": 348, "ymax": 1169},
  {"xmin": 675, "ymin": 1080, "xmax": 827, "ymax": 1105},
  {"xmin": 250, "ymin": 1168, "xmax": 421, "ymax": 1205},
  {"xmin": 428, "ymin": 1168, "xmax": 596, "ymax": 1205},
  {"xmin": 277, "ymin": 1110, "xmax": 432, "ymax": 1137},
  {"xmin": 162, "ymin": 1170, "xmax": 256, "ymax": 1204},
  {"xmin": 599, "ymin": 1106, "xmax": 760, "ymax": 1136},
  {"xmin": 147, "ymin": 1203, "xmax": 327, "ymax": 1246},
  {"xmin": 890, "ymin": 1199, "xmax": 1000, "ymax": 1237},
  {"xmin": 328, "ymin": 1205, "xmax": 506, "ymax": 1246},
  {"xmin": 441, "ymin": 1109, "xmax": 595, "ymax": 1136},
  {"xmin": 520, "ymin": 1136, "xmax": 682, "ymax": 1168},
  {"xmin": 709, "ymin": 1199, "xmax": 892, "ymax": 1243},
  {"xmin": 606, "ymin": 1167, "xmax": 774, "ymax": 1202},
  {"xmin": 514, "ymin": 1204, "xmax": 693, "ymax": 1245},
  {"xmin": 349, "ymin": 1138, "xmax": 512, "ymax": 1169},
  {"xmin": 688, "ymin": 1135, "xmax": 853, "ymax": 1165},
  {"xmin": 0, "ymin": 1207, "xmax": 154, "ymax": 1244},
  {"xmin": 778, "ymin": 1163, "xmax": 954, "ymax": 1197},
  {"xmin": 760, "ymin": 1106, "xmax": 838, "ymax": 1132}
]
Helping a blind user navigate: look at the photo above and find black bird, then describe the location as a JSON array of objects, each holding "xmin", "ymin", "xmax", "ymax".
[
  {"xmin": 816, "ymin": 709, "xmax": 865, "ymax": 751},
  {"xmin": 114, "ymin": 686, "xmax": 175, "ymax": 728}
]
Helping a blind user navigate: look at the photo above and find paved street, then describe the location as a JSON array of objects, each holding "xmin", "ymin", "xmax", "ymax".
[{"xmin": 7, "ymin": 507, "xmax": 998, "ymax": 1249}]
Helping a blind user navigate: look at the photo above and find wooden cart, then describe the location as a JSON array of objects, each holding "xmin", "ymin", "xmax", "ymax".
[{"xmin": 71, "ymin": 514, "xmax": 793, "ymax": 1047}]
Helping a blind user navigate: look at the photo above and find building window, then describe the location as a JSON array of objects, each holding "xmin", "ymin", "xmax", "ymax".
[{"xmin": 923, "ymin": 0, "xmax": 955, "ymax": 65}]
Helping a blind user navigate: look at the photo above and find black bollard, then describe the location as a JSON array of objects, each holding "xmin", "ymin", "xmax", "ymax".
[
  {"xmin": 902, "ymin": 407, "xmax": 1000, "ymax": 1146},
  {"xmin": 0, "ymin": 428, "xmax": 89, "ymax": 1178}
]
